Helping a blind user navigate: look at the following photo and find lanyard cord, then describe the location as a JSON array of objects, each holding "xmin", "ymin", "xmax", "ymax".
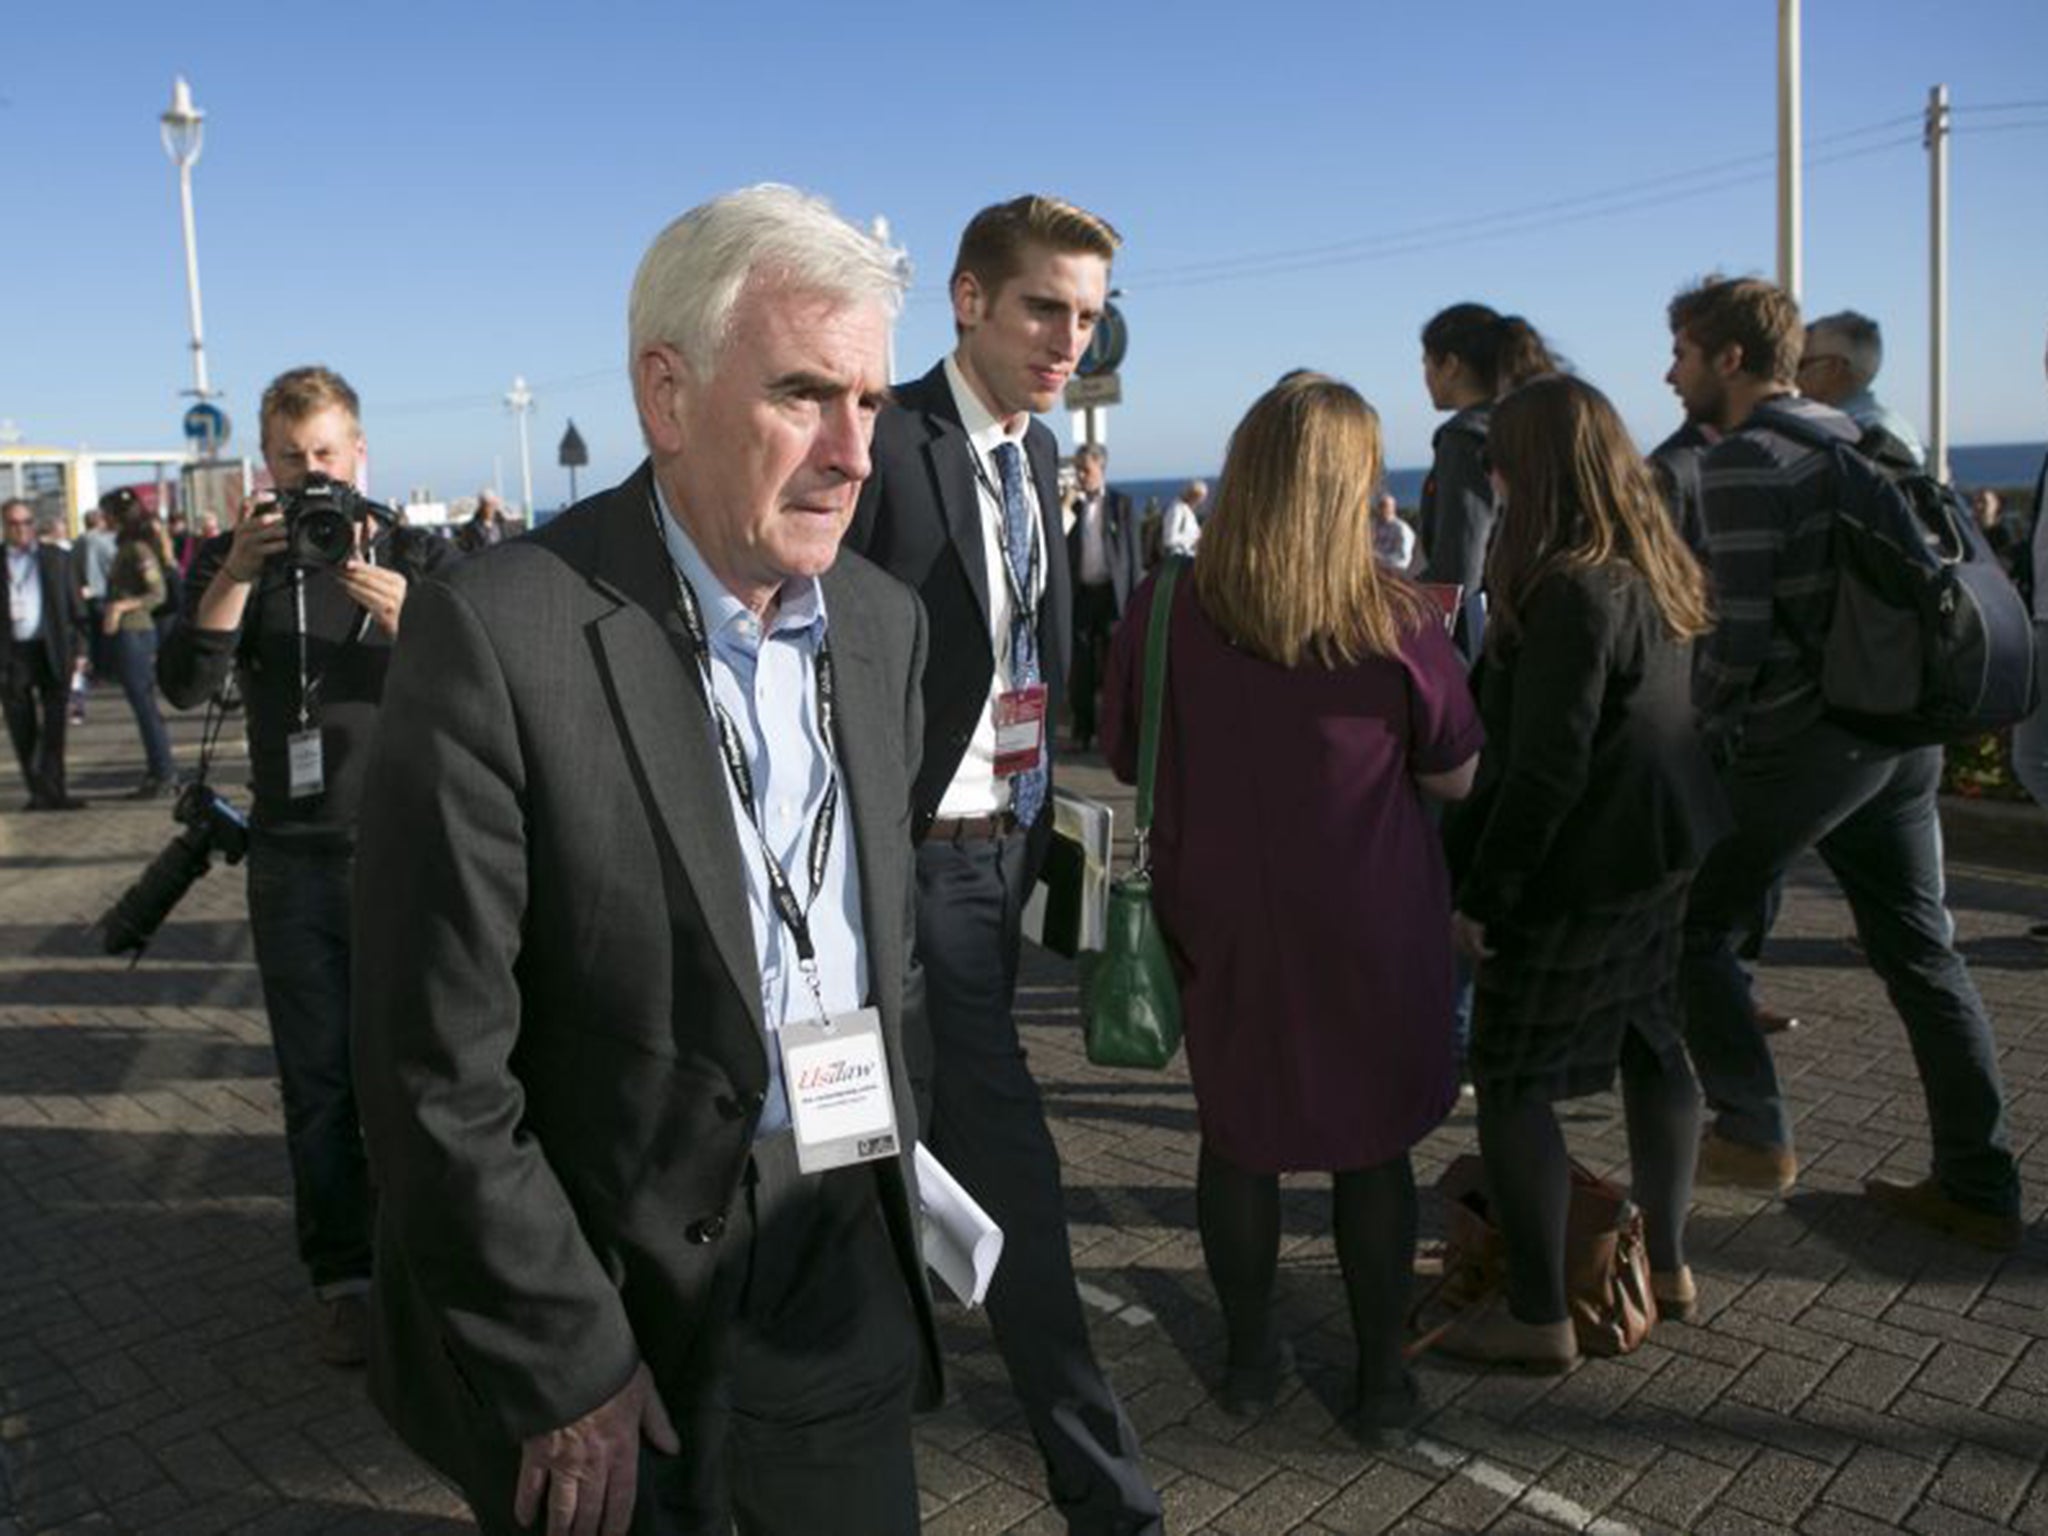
[
  {"xmin": 648, "ymin": 497, "xmax": 843, "ymax": 1022},
  {"xmin": 292, "ymin": 555, "xmax": 376, "ymax": 732}
]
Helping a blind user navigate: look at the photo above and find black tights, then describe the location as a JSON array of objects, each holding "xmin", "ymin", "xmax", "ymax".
[
  {"xmin": 1475, "ymin": 1028, "xmax": 1701, "ymax": 1324},
  {"xmin": 1196, "ymin": 1142, "xmax": 1416, "ymax": 1394}
]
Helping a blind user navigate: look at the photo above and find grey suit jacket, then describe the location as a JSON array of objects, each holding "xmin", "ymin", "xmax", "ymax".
[{"xmin": 351, "ymin": 464, "xmax": 938, "ymax": 1488}]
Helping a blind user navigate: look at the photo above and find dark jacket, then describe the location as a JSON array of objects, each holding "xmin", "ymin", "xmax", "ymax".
[
  {"xmin": 350, "ymin": 466, "xmax": 939, "ymax": 1494},
  {"xmin": 845, "ymin": 360, "xmax": 1072, "ymax": 841},
  {"xmin": 9, "ymin": 543, "xmax": 83, "ymax": 675},
  {"xmin": 1450, "ymin": 562, "xmax": 1728, "ymax": 928},
  {"xmin": 1065, "ymin": 486, "xmax": 1142, "ymax": 614},
  {"xmin": 1418, "ymin": 404, "xmax": 1495, "ymax": 596}
]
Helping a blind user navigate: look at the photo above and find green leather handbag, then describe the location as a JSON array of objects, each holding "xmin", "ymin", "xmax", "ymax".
[{"xmin": 1079, "ymin": 560, "xmax": 1185, "ymax": 1070}]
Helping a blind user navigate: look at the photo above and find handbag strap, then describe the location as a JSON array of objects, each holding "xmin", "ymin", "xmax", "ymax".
[{"xmin": 1132, "ymin": 558, "xmax": 1184, "ymax": 871}]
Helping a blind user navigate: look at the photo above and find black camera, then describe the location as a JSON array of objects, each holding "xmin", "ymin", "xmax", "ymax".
[
  {"xmin": 276, "ymin": 473, "xmax": 395, "ymax": 568},
  {"xmin": 99, "ymin": 782, "xmax": 251, "ymax": 958}
]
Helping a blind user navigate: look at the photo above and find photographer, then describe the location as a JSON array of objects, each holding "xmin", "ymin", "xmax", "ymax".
[{"xmin": 159, "ymin": 366, "xmax": 441, "ymax": 1366}]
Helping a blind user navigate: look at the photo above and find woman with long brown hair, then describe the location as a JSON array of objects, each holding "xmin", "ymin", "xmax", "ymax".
[
  {"xmin": 1442, "ymin": 374, "xmax": 1727, "ymax": 1369},
  {"xmin": 1102, "ymin": 374, "xmax": 1482, "ymax": 1438},
  {"xmin": 100, "ymin": 489, "xmax": 178, "ymax": 796}
]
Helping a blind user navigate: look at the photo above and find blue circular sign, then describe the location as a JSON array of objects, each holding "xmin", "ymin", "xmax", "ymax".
[
  {"xmin": 1077, "ymin": 302, "xmax": 1127, "ymax": 378},
  {"xmin": 183, "ymin": 402, "xmax": 230, "ymax": 452}
]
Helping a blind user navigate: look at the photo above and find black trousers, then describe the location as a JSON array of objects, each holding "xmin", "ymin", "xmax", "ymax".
[
  {"xmin": 1067, "ymin": 580, "xmax": 1118, "ymax": 747},
  {"xmin": 245, "ymin": 836, "xmax": 374, "ymax": 1292},
  {"xmin": 916, "ymin": 832, "xmax": 1161, "ymax": 1536},
  {"xmin": 2, "ymin": 637, "xmax": 69, "ymax": 804},
  {"xmin": 469, "ymin": 1138, "xmax": 921, "ymax": 1535}
]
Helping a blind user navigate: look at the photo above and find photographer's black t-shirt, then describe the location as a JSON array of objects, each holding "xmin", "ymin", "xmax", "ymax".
[{"xmin": 159, "ymin": 528, "xmax": 448, "ymax": 843}]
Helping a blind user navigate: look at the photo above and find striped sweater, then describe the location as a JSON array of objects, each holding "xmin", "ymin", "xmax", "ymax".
[{"xmin": 1695, "ymin": 395, "xmax": 1862, "ymax": 753}]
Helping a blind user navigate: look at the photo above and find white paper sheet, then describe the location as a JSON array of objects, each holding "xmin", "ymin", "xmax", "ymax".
[{"xmin": 914, "ymin": 1143, "xmax": 1004, "ymax": 1307}]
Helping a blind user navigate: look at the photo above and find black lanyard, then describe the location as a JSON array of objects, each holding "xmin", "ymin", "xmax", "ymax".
[
  {"xmin": 291, "ymin": 559, "xmax": 375, "ymax": 732},
  {"xmin": 650, "ymin": 498, "xmax": 842, "ymax": 1017}
]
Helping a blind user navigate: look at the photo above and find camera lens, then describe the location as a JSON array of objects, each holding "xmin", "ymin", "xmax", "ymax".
[{"xmin": 294, "ymin": 507, "xmax": 355, "ymax": 566}]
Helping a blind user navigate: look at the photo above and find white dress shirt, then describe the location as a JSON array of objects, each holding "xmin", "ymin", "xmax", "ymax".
[
  {"xmin": 7, "ymin": 547, "xmax": 43, "ymax": 643},
  {"xmin": 937, "ymin": 352, "xmax": 1047, "ymax": 820}
]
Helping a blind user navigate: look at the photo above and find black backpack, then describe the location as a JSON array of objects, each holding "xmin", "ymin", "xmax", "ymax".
[{"xmin": 1759, "ymin": 407, "xmax": 2039, "ymax": 747}]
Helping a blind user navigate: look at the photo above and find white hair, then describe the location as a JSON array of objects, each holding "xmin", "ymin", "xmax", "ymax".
[
  {"xmin": 627, "ymin": 184, "xmax": 909, "ymax": 380},
  {"xmin": 1807, "ymin": 310, "xmax": 1884, "ymax": 390}
]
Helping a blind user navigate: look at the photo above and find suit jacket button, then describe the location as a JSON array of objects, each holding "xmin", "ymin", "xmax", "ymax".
[
  {"xmin": 742, "ymin": 1090, "xmax": 766, "ymax": 1113},
  {"xmin": 685, "ymin": 1215, "xmax": 727, "ymax": 1244}
]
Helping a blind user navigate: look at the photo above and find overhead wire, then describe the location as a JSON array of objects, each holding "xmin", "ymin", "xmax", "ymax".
[{"xmin": 370, "ymin": 108, "xmax": 1972, "ymax": 419}]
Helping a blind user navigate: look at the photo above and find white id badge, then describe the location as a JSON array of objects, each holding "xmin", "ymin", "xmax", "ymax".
[
  {"xmin": 286, "ymin": 729, "xmax": 326, "ymax": 799},
  {"xmin": 777, "ymin": 1006, "xmax": 900, "ymax": 1174}
]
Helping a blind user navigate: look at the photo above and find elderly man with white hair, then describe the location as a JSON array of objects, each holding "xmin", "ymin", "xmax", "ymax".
[{"xmin": 352, "ymin": 184, "xmax": 937, "ymax": 1536}]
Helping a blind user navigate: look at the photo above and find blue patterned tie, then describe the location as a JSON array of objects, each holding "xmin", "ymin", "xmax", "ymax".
[{"xmin": 992, "ymin": 441, "xmax": 1047, "ymax": 827}]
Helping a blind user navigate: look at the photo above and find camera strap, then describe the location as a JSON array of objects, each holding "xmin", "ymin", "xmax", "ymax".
[{"xmin": 647, "ymin": 496, "xmax": 843, "ymax": 1025}]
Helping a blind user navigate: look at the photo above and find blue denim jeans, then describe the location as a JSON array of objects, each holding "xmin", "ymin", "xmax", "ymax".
[
  {"xmin": 1680, "ymin": 720, "xmax": 2020, "ymax": 1215},
  {"xmin": 110, "ymin": 626, "xmax": 175, "ymax": 781},
  {"xmin": 246, "ymin": 834, "xmax": 374, "ymax": 1293}
]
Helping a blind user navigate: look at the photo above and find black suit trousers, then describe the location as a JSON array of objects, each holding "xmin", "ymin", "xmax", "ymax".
[
  {"xmin": 3, "ymin": 637, "xmax": 68, "ymax": 803},
  {"xmin": 915, "ymin": 832, "xmax": 1161, "ymax": 1535},
  {"xmin": 465, "ymin": 1136, "xmax": 920, "ymax": 1536},
  {"xmin": 1068, "ymin": 581, "xmax": 1118, "ymax": 748}
]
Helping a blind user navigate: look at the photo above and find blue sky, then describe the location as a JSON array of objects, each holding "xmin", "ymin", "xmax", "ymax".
[{"xmin": 5, "ymin": 1, "xmax": 2046, "ymax": 508}]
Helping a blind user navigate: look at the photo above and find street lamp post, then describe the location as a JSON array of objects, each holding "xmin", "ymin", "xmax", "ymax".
[
  {"xmin": 159, "ymin": 76, "xmax": 215, "ymax": 401},
  {"xmin": 505, "ymin": 376, "xmax": 535, "ymax": 520}
]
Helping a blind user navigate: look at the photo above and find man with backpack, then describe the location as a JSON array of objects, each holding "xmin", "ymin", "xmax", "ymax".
[{"xmin": 1665, "ymin": 276, "xmax": 2022, "ymax": 1250}]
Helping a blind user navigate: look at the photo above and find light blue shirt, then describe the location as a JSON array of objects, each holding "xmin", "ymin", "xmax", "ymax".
[
  {"xmin": 1839, "ymin": 387, "xmax": 1926, "ymax": 468},
  {"xmin": 652, "ymin": 486, "xmax": 870, "ymax": 1136},
  {"xmin": 7, "ymin": 548, "xmax": 43, "ymax": 643}
]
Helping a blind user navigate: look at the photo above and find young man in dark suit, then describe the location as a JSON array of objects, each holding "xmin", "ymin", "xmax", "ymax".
[
  {"xmin": 1065, "ymin": 441, "xmax": 1141, "ymax": 750},
  {"xmin": 846, "ymin": 194, "xmax": 1163, "ymax": 1536},
  {"xmin": 352, "ymin": 186, "xmax": 937, "ymax": 1535},
  {"xmin": 4, "ymin": 498, "xmax": 85, "ymax": 810}
]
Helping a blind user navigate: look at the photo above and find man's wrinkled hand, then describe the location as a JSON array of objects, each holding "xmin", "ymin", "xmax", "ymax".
[
  {"xmin": 338, "ymin": 560, "xmax": 407, "ymax": 638},
  {"xmin": 512, "ymin": 1362, "xmax": 679, "ymax": 1536}
]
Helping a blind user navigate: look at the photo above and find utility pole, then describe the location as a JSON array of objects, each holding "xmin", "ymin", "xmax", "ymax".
[
  {"xmin": 1777, "ymin": 0, "xmax": 1803, "ymax": 302},
  {"xmin": 1926, "ymin": 83, "xmax": 1951, "ymax": 484},
  {"xmin": 505, "ymin": 376, "xmax": 535, "ymax": 520},
  {"xmin": 159, "ymin": 76, "xmax": 216, "ymax": 400}
]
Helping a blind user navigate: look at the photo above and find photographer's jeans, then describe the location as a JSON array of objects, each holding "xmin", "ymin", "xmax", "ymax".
[
  {"xmin": 1680, "ymin": 722, "xmax": 2020, "ymax": 1215},
  {"xmin": 247, "ymin": 834, "xmax": 373, "ymax": 1294},
  {"xmin": 110, "ymin": 627, "xmax": 175, "ymax": 783}
]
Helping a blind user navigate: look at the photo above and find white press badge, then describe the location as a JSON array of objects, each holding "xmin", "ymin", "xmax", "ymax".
[
  {"xmin": 778, "ymin": 1006, "xmax": 901, "ymax": 1174},
  {"xmin": 286, "ymin": 728, "xmax": 326, "ymax": 799}
]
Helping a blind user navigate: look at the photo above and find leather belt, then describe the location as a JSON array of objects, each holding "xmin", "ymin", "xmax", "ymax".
[{"xmin": 926, "ymin": 811, "xmax": 1016, "ymax": 844}]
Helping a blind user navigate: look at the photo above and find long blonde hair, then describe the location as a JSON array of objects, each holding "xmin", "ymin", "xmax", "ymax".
[
  {"xmin": 1483, "ymin": 374, "xmax": 1713, "ymax": 648},
  {"xmin": 1193, "ymin": 374, "xmax": 1433, "ymax": 668}
]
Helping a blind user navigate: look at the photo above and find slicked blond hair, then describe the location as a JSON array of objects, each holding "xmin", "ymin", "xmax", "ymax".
[{"xmin": 950, "ymin": 195, "xmax": 1121, "ymax": 316}]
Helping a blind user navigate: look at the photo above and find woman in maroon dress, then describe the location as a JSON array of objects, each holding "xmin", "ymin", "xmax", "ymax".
[{"xmin": 1104, "ymin": 374, "xmax": 1482, "ymax": 1439}]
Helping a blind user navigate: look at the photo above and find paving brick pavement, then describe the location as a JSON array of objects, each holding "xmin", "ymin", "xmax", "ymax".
[{"xmin": 3, "ymin": 705, "xmax": 2045, "ymax": 1534}]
